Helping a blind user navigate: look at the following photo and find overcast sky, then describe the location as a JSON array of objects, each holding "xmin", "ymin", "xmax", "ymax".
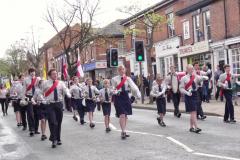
[{"xmin": 0, "ymin": 0, "xmax": 159, "ymax": 57}]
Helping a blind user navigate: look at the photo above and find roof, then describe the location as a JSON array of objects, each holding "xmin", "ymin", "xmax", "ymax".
[
  {"xmin": 120, "ymin": 0, "xmax": 176, "ymax": 26},
  {"xmin": 98, "ymin": 19, "xmax": 124, "ymax": 37},
  {"xmin": 176, "ymin": 0, "xmax": 214, "ymax": 16}
]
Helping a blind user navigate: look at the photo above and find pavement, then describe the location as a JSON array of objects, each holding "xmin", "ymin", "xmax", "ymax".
[
  {"xmin": 132, "ymin": 98, "xmax": 240, "ymax": 120},
  {"xmin": 0, "ymin": 105, "xmax": 240, "ymax": 160}
]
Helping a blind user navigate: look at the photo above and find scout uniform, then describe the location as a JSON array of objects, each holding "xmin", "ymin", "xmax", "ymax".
[
  {"xmin": 165, "ymin": 72, "xmax": 185, "ymax": 118},
  {"xmin": 23, "ymin": 76, "xmax": 41, "ymax": 136},
  {"xmin": 218, "ymin": 73, "xmax": 237, "ymax": 123},
  {"xmin": 83, "ymin": 85, "xmax": 99, "ymax": 113},
  {"xmin": 180, "ymin": 74, "xmax": 208, "ymax": 113},
  {"xmin": 150, "ymin": 82, "xmax": 167, "ymax": 126},
  {"xmin": 42, "ymin": 79, "xmax": 71, "ymax": 148},
  {"xmin": 70, "ymin": 83, "xmax": 85, "ymax": 124},
  {"xmin": 111, "ymin": 75, "xmax": 141, "ymax": 118}
]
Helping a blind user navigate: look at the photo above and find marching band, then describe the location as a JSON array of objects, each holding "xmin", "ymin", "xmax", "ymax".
[{"xmin": 0, "ymin": 63, "xmax": 238, "ymax": 148}]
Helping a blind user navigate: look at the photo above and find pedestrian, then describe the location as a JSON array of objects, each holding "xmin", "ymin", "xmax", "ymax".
[
  {"xmin": 150, "ymin": 76, "xmax": 167, "ymax": 127},
  {"xmin": 99, "ymin": 79, "xmax": 112, "ymax": 133},
  {"xmin": 165, "ymin": 66, "xmax": 185, "ymax": 118},
  {"xmin": 70, "ymin": 76, "xmax": 86, "ymax": 125},
  {"xmin": 42, "ymin": 68, "xmax": 71, "ymax": 148},
  {"xmin": 23, "ymin": 68, "xmax": 41, "ymax": 137},
  {"xmin": 112, "ymin": 65, "xmax": 141, "ymax": 139},
  {"xmin": 95, "ymin": 80, "xmax": 103, "ymax": 111},
  {"xmin": 83, "ymin": 78, "xmax": 99, "ymax": 128},
  {"xmin": 214, "ymin": 65, "xmax": 223, "ymax": 101},
  {"xmin": 0, "ymin": 84, "xmax": 8, "ymax": 116},
  {"xmin": 32, "ymin": 80, "xmax": 48, "ymax": 141},
  {"xmin": 202, "ymin": 65, "xmax": 210, "ymax": 103},
  {"xmin": 10, "ymin": 76, "xmax": 23, "ymax": 127},
  {"xmin": 218, "ymin": 64, "xmax": 240, "ymax": 124},
  {"xmin": 180, "ymin": 64, "xmax": 208, "ymax": 133},
  {"xmin": 193, "ymin": 62, "xmax": 207, "ymax": 120}
]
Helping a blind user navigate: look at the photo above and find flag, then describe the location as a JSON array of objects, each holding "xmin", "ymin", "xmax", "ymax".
[
  {"xmin": 5, "ymin": 81, "xmax": 11, "ymax": 89},
  {"xmin": 63, "ymin": 63, "xmax": 68, "ymax": 80},
  {"xmin": 43, "ymin": 62, "xmax": 47, "ymax": 80},
  {"xmin": 76, "ymin": 55, "xmax": 84, "ymax": 78}
]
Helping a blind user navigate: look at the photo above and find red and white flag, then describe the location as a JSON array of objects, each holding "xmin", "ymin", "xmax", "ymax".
[
  {"xmin": 76, "ymin": 56, "xmax": 84, "ymax": 78},
  {"xmin": 63, "ymin": 63, "xmax": 68, "ymax": 80}
]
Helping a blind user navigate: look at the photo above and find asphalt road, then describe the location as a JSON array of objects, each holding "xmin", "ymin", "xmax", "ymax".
[{"xmin": 0, "ymin": 106, "xmax": 240, "ymax": 160}]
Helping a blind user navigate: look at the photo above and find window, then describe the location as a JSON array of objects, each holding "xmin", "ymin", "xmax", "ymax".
[
  {"xmin": 203, "ymin": 11, "xmax": 211, "ymax": 40},
  {"xmin": 183, "ymin": 21, "xmax": 190, "ymax": 40},
  {"xmin": 193, "ymin": 14, "xmax": 202, "ymax": 42},
  {"xmin": 167, "ymin": 12, "xmax": 175, "ymax": 37},
  {"xmin": 118, "ymin": 40, "xmax": 126, "ymax": 55},
  {"xmin": 130, "ymin": 24, "xmax": 136, "ymax": 50},
  {"xmin": 232, "ymin": 48, "xmax": 240, "ymax": 75}
]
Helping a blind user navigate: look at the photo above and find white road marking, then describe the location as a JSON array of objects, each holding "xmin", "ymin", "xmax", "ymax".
[
  {"xmin": 109, "ymin": 123, "xmax": 117, "ymax": 130},
  {"xmin": 114, "ymin": 129, "xmax": 163, "ymax": 137},
  {"xmin": 166, "ymin": 137, "xmax": 194, "ymax": 153},
  {"xmin": 0, "ymin": 120, "xmax": 31, "ymax": 160},
  {"xmin": 193, "ymin": 152, "xmax": 240, "ymax": 160}
]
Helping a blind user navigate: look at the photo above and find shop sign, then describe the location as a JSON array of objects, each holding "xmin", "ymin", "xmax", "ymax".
[
  {"xmin": 179, "ymin": 41, "xmax": 209, "ymax": 57},
  {"xmin": 155, "ymin": 37, "xmax": 180, "ymax": 57}
]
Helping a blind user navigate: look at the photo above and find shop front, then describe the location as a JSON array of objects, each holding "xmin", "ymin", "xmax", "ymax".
[
  {"xmin": 178, "ymin": 40, "xmax": 212, "ymax": 71},
  {"xmin": 155, "ymin": 37, "xmax": 180, "ymax": 77}
]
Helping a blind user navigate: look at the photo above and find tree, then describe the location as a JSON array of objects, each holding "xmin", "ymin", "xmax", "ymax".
[
  {"xmin": 119, "ymin": 5, "xmax": 166, "ymax": 78},
  {"xmin": 45, "ymin": 0, "xmax": 100, "ymax": 77},
  {"xmin": 4, "ymin": 44, "xmax": 30, "ymax": 77}
]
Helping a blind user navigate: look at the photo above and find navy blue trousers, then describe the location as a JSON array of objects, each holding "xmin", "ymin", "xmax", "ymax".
[{"xmin": 223, "ymin": 90, "xmax": 235, "ymax": 121}]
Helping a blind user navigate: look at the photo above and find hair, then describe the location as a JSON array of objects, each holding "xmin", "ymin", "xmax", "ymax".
[
  {"xmin": 72, "ymin": 76, "xmax": 78, "ymax": 81},
  {"xmin": 192, "ymin": 62, "xmax": 199, "ymax": 66},
  {"xmin": 18, "ymin": 73, "xmax": 24, "ymax": 79},
  {"xmin": 187, "ymin": 64, "xmax": 193, "ymax": 70},
  {"xmin": 28, "ymin": 68, "xmax": 36, "ymax": 74},
  {"xmin": 224, "ymin": 64, "xmax": 230, "ymax": 69},
  {"xmin": 103, "ymin": 79, "xmax": 109, "ymax": 84},
  {"xmin": 156, "ymin": 75, "xmax": 164, "ymax": 81},
  {"xmin": 47, "ymin": 68, "xmax": 56, "ymax": 76}
]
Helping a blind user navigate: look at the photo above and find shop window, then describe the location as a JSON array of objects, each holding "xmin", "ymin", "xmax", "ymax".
[
  {"xmin": 203, "ymin": 11, "xmax": 211, "ymax": 40},
  {"xmin": 160, "ymin": 57, "xmax": 165, "ymax": 77},
  {"xmin": 232, "ymin": 48, "xmax": 240, "ymax": 75},
  {"xmin": 167, "ymin": 12, "xmax": 175, "ymax": 38}
]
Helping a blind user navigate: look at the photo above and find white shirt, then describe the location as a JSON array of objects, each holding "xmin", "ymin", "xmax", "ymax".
[
  {"xmin": 42, "ymin": 79, "xmax": 71, "ymax": 102},
  {"xmin": 83, "ymin": 85, "xmax": 99, "ymax": 99},
  {"xmin": 23, "ymin": 76, "xmax": 41, "ymax": 96},
  {"xmin": 99, "ymin": 87, "xmax": 112, "ymax": 102},
  {"xmin": 70, "ymin": 84, "xmax": 84, "ymax": 99},
  {"xmin": 150, "ymin": 83, "xmax": 166, "ymax": 98},
  {"xmin": 10, "ymin": 81, "xmax": 24, "ymax": 99},
  {"xmin": 111, "ymin": 75, "xmax": 141, "ymax": 98},
  {"xmin": 32, "ymin": 87, "xmax": 45, "ymax": 103},
  {"xmin": 0, "ymin": 88, "xmax": 7, "ymax": 99}
]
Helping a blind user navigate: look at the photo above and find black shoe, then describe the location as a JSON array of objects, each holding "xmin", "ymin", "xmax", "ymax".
[
  {"xmin": 223, "ymin": 120, "xmax": 230, "ymax": 123},
  {"xmin": 176, "ymin": 113, "xmax": 181, "ymax": 118},
  {"xmin": 17, "ymin": 123, "xmax": 20, "ymax": 127},
  {"xmin": 105, "ymin": 128, "xmax": 111, "ymax": 133},
  {"xmin": 159, "ymin": 121, "xmax": 166, "ymax": 127},
  {"xmin": 41, "ymin": 135, "xmax": 47, "ymax": 141},
  {"xmin": 200, "ymin": 116, "xmax": 207, "ymax": 120},
  {"xmin": 57, "ymin": 141, "xmax": 62, "ymax": 145},
  {"xmin": 52, "ymin": 141, "xmax": 57, "ymax": 148},
  {"xmin": 80, "ymin": 120, "xmax": 85, "ymax": 125},
  {"xmin": 121, "ymin": 132, "xmax": 126, "ymax": 140},
  {"xmin": 22, "ymin": 127, "xmax": 27, "ymax": 131},
  {"xmin": 73, "ymin": 116, "xmax": 78, "ymax": 122},
  {"xmin": 195, "ymin": 128, "xmax": 202, "ymax": 133},
  {"xmin": 3, "ymin": 113, "xmax": 5, "ymax": 116},
  {"xmin": 90, "ymin": 123, "xmax": 95, "ymax": 128},
  {"xmin": 230, "ymin": 120, "xmax": 236, "ymax": 124},
  {"xmin": 35, "ymin": 131, "xmax": 40, "ymax": 134},
  {"xmin": 125, "ymin": 133, "xmax": 130, "ymax": 137},
  {"xmin": 189, "ymin": 128, "xmax": 195, "ymax": 133},
  {"xmin": 30, "ymin": 132, "xmax": 34, "ymax": 137},
  {"xmin": 156, "ymin": 117, "xmax": 161, "ymax": 125},
  {"xmin": 19, "ymin": 123, "xmax": 23, "ymax": 126}
]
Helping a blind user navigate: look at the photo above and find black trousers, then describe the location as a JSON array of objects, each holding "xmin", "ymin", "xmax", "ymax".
[
  {"xmin": 33, "ymin": 106, "xmax": 40, "ymax": 132},
  {"xmin": 172, "ymin": 92, "xmax": 180, "ymax": 115},
  {"xmin": 47, "ymin": 102, "xmax": 63, "ymax": 142},
  {"xmin": 223, "ymin": 90, "xmax": 234, "ymax": 121},
  {"xmin": 197, "ymin": 88, "xmax": 204, "ymax": 117},
  {"xmin": 76, "ymin": 99, "xmax": 85, "ymax": 121},
  {"xmin": 0, "ymin": 98, "xmax": 6, "ymax": 114},
  {"xmin": 21, "ymin": 103, "xmax": 35, "ymax": 131}
]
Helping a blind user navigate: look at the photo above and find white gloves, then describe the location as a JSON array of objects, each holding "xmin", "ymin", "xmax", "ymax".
[
  {"xmin": 186, "ymin": 91, "xmax": 192, "ymax": 96},
  {"xmin": 157, "ymin": 92, "xmax": 164, "ymax": 97}
]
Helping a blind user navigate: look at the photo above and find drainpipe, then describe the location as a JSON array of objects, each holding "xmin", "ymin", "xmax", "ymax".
[{"xmin": 223, "ymin": 0, "xmax": 229, "ymax": 64}]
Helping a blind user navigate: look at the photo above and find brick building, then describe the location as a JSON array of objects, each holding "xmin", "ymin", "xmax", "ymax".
[
  {"xmin": 121, "ymin": 0, "xmax": 240, "ymax": 78},
  {"xmin": 80, "ymin": 19, "xmax": 126, "ymax": 80}
]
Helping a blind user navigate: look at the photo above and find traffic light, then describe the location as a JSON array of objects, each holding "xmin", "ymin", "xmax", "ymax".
[
  {"xmin": 106, "ymin": 49, "xmax": 110, "ymax": 68},
  {"xmin": 110, "ymin": 48, "xmax": 118, "ymax": 67},
  {"xmin": 135, "ymin": 41, "xmax": 145, "ymax": 62}
]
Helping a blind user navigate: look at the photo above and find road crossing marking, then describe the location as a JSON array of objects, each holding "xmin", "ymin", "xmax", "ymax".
[
  {"xmin": 193, "ymin": 152, "xmax": 240, "ymax": 160},
  {"xmin": 166, "ymin": 137, "xmax": 194, "ymax": 153}
]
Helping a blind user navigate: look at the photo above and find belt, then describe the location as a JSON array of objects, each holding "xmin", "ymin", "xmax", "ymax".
[
  {"xmin": 26, "ymin": 95, "xmax": 33, "ymax": 98},
  {"xmin": 72, "ymin": 98, "xmax": 83, "ymax": 100}
]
